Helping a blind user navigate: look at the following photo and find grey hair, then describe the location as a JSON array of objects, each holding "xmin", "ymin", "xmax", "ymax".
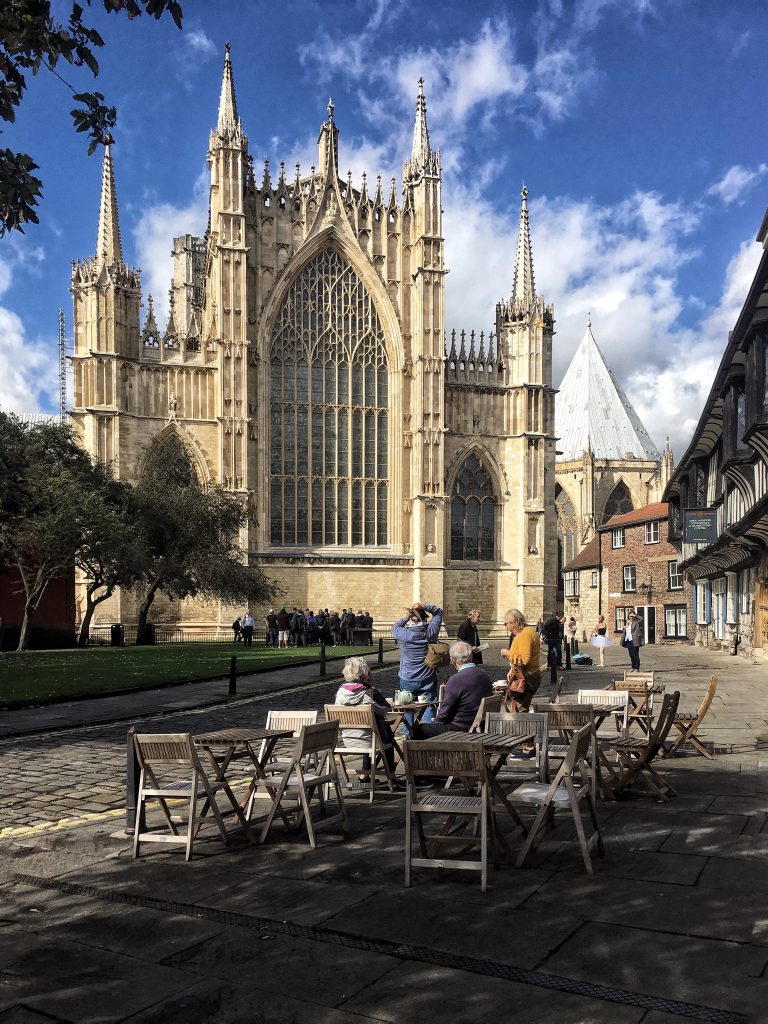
[
  {"xmin": 342, "ymin": 656, "xmax": 370, "ymax": 684},
  {"xmin": 468, "ymin": 608, "xmax": 480, "ymax": 619},
  {"xmin": 504, "ymin": 608, "xmax": 527, "ymax": 630},
  {"xmin": 449, "ymin": 640, "xmax": 474, "ymax": 665}
]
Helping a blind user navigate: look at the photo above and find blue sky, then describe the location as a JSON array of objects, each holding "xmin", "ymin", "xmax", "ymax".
[{"xmin": 2, "ymin": 0, "xmax": 767, "ymax": 455}]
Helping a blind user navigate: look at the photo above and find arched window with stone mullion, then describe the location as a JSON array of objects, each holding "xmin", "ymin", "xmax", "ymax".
[
  {"xmin": 269, "ymin": 246, "xmax": 388, "ymax": 547},
  {"xmin": 450, "ymin": 453, "xmax": 496, "ymax": 561}
]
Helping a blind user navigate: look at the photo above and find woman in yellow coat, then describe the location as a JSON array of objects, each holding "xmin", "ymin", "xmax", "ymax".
[{"xmin": 500, "ymin": 608, "xmax": 541, "ymax": 710}]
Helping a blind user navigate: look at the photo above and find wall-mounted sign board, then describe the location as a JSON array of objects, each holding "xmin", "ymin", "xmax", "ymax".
[{"xmin": 683, "ymin": 508, "xmax": 718, "ymax": 545}]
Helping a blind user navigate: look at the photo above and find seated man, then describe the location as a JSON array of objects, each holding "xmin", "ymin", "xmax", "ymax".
[{"xmin": 414, "ymin": 641, "xmax": 493, "ymax": 738}]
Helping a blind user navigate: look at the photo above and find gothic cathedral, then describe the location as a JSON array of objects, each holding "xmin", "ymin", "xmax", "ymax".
[{"xmin": 70, "ymin": 46, "xmax": 558, "ymax": 631}]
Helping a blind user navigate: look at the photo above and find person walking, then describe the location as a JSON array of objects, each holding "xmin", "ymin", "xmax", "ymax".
[
  {"xmin": 540, "ymin": 612, "xmax": 564, "ymax": 674},
  {"xmin": 391, "ymin": 601, "xmax": 443, "ymax": 723},
  {"xmin": 231, "ymin": 615, "xmax": 242, "ymax": 643},
  {"xmin": 241, "ymin": 610, "xmax": 255, "ymax": 647},
  {"xmin": 457, "ymin": 608, "xmax": 483, "ymax": 665},
  {"xmin": 591, "ymin": 614, "xmax": 611, "ymax": 667},
  {"xmin": 623, "ymin": 611, "xmax": 644, "ymax": 672}
]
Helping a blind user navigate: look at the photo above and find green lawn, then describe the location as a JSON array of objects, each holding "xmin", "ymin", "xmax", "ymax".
[{"xmin": 0, "ymin": 642, "xmax": 382, "ymax": 706}]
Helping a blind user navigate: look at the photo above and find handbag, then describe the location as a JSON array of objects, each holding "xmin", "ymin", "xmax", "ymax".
[
  {"xmin": 503, "ymin": 659, "xmax": 527, "ymax": 711},
  {"xmin": 424, "ymin": 641, "xmax": 451, "ymax": 669}
]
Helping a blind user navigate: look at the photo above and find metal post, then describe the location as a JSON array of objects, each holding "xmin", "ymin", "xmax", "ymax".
[
  {"xmin": 564, "ymin": 638, "xmax": 572, "ymax": 671},
  {"xmin": 378, "ymin": 636, "xmax": 384, "ymax": 665},
  {"xmin": 319, "ymin": 642, "xmax": 326, "ymax": 677},
  {"xmin": 125, "ymin": 726, "xmax": 139, "ymax": 834},
  {"xmin": 229, "ymin": 656, "xmax": 237, "ymax": 696}
]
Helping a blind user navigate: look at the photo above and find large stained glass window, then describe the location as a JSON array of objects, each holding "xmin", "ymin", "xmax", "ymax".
[
  {"xmin": 450, "ymin": 454, "xmax": 496, "ymax": 560},
  {"xmin": 270, "ymin": 247, "xmax": 388, "ymax": 546}
]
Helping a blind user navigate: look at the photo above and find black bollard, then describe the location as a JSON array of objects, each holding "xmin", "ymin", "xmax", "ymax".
[
  {"xmin": 378, "ymin": 636, "xmax": 384, "ymax": 666},
  {"xmin": 229, "ymin": 656, "xmax": 237, "ymax": 696},
  {"xmin": 319, "ymin": 642, "xmax": 326, "ymax": 677},
  {"xmin": 126, "ymin": 726, "xmax": 139, "ymax": 834},
  {"xmin": 564, "ymin": 639, "xmax": 572, "ymax": 671}
]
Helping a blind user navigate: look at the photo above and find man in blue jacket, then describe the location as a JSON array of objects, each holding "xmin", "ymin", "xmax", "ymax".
[
  {"xmin": 391, "ymin": 601, "xmax": 443, "ymax": 722},
  {"xmin": 414, "ymin": 641, "xmax": 493, "ymax": 738}
]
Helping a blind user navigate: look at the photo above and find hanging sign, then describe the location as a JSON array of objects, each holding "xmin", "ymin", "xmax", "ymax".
[{"xmin": 683, "ymin": 508, "xmax": 719, "ymax": 545}]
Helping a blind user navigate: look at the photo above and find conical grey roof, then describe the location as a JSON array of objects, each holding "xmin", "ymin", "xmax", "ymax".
[{"xmin": 556, "ymin": 324, "xmax": 661, "ymax": 461}]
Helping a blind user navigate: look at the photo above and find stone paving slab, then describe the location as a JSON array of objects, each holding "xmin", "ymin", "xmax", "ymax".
[{"xmin": 1, "ymin": 643, "xmax": 766, "ymax": 1022}]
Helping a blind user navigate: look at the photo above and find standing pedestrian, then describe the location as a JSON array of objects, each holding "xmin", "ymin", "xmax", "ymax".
[
  {"xmin": 457, "ymin": 608, "xmax": 483, "ymax": 665},
  {"xmin": 622, "ymin": 611, "xmax": 644, "ymax": 672},
  {"xmin": 391, "ymin": 601, "xmax": 444, "ymax": 723},
  {"xmin": 276, "ymin": 606, "xmax": 291, "ymax": 649},
  {"xmin": 241, "ymin": 610, "xmax": 255, "ymax": 647},
  {"xmin": 591, "ymin": 614, "xmax": 611, "ymax": 667},
  {"xmin": 265, "ymin": 608, "xmax": 278, "ymax": 647},
  {"xmin": 231, "ymin": 615, "xmax": 242, "ymax": 643}
]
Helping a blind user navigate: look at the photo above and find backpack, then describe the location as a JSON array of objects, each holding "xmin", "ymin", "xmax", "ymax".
[{"xmin": 424, "ymin": 641, "xmax": 451, "ymax": 669}]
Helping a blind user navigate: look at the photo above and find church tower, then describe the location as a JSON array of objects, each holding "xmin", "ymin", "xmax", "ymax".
[
  {"xmin": 70, "ymin": 142, "xmax": 141, "ymax": 465},
  {"xmin": 495, "ymin": 186, "xmax": 557, "ymax": 616}
]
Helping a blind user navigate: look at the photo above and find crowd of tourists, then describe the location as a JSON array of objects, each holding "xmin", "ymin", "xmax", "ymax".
[{"xmin": 232, "ymin": 607, "xmax": 376, "ymax": 648}]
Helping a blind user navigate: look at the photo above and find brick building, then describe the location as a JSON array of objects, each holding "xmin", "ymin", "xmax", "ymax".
[{"xmin": 563, "ymin": 502, "xmax": 693, "ymax": 645}]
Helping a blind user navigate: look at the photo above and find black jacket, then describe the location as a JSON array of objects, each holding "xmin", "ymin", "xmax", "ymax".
[{"xmin": 456, "ymin": 618, "xmax": 482, "ymax": 665}]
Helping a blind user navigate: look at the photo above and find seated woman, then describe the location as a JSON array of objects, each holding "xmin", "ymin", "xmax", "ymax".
[{"xmin": 334, "ymin": 656, "xmax": 398, "ymax": 783}]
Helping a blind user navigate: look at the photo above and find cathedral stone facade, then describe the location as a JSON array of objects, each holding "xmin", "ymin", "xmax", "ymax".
[{"xmin": 70, "ymin": 47, "xmax": 557, "ymax": 632}]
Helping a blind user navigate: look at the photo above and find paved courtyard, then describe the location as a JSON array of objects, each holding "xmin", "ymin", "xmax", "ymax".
[{"xmin": 1, "ymin": 643, "xmax": 766, "ymax": 1023}]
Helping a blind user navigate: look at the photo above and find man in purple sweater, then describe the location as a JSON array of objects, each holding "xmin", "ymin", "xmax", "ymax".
[{"xmin": 414, "ymin": 640, "xmax": 492, "ymax": 738}]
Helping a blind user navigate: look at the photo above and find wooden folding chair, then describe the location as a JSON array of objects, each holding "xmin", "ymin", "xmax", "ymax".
[
  {"xmin": 468, "ymin": 693, "xmax": 504, "ymax": 733},
  {"xmin": 578, "ymin": 689, "xmax": 629, "ymax": 742},
  {"xmin": 550, "ymin": 675, "xmax": 565, "ymax": 703},
  {"xmin": 624, "ymin": 670, "xmax": 655, "ymax": 686},
  {"xmin": 611, "ymin": 680, "xmax": 653, "ymax": 735},
  {"xmin": 511, "ymin": 724, "xmax": 604, "ymax": 874},
  {"xmin": 133, "ymin": 733, "xmax": 253, "ymax": 861},
  {"xmin": 324, "ymin": 704, "xmax": 397, "ymax": 802},
  {"xmin": 609, "ymin": 691, "xmax": 681, "ymax": 801},
  {"xmin": 258, "ymin": 710, "xmax": 319, "ymax": 769},
  {"xmin": 485, "ymin": 711, "xmax": 550, "ymax": 784},
  {"xmin": 663, "ymin": 676, "xmax": 718, "ymax": 760},
  {"xmin": 253, "ymin": 721, "xmax": 350, "ymax": 849},
  {"xmin": 404, "ymin": 740, "xmax": 494, "ymax": 891}
]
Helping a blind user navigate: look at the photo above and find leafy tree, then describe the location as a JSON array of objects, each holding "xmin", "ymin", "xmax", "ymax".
[
  {"xmin": 0, "ymin": 415, "xmax": 105, "ymax": 650},
  {"xmin": 74, "ymin": 469, "xmax": 143, "ymax": 646},
  {"xmin": 132, "ymin": 433, "xmax": 275, "ymax": 642},
  {"xmin": 1, "ymin": 0, "xmax": 183, "ymax": 235}
]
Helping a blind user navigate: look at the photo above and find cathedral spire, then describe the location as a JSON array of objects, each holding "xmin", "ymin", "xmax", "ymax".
[
  {"xmin": 512, "ymin": 184, "xmax": 535, "ymax": 308},
  {"xmin": 412, "ymin": 77, "xmax": 431, "ymax": 164},
  {"xmin": 217, "ymin": 42, "xmax": 241, "ymax": 138},
  {"xmin": 95, "ymin": 141, "xmax": 123, "ymax": 268}
]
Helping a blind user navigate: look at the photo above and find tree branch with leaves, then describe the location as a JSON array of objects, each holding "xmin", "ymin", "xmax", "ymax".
[{"xmin": 0, "ymin": 0, "xmax": 183, "ymax": 235}]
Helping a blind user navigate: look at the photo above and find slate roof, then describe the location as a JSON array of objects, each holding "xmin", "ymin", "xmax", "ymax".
[{"xmin": 556, "ymin": 324, "xmax": 661, "ymax": 462}]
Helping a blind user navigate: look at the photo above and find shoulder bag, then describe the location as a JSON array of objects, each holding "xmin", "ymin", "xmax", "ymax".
[{"xmin": 424, "ymin": 641, "xmax": 451, "ymax": 669}]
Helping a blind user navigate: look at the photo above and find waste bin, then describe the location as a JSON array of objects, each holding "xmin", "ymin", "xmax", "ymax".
[
  {"xmin": 110, "ymin": 623, "xmax": 125, "ymax": 647},
  {"xmin": 352, "ymin": 627, "xmax": 370, "ymax": 646}
]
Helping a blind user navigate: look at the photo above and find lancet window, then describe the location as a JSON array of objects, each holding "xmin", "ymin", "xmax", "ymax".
[
  {"xmin": 450, "ymin": 454, "xmax": 496, "ymax": 561},
  {"xmin": 269, "ymin": 247, "xmax": 388, "ymax": 546},
  {"xmin": 555, "ymin": 486, "xmax": 577, "ymax": 576}
]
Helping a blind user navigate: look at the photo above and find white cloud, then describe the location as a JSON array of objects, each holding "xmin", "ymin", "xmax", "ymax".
[
  {"xmin": 184, "ymin": 28, "xmax": 217, "ymax": 59},
  {"xmin": 132, "ymin": 168, "xmax": 209, "ymax": 326},
  {"xmin": 0, "ymin": 245, "xmax": 58, "ymax": 415},
  {"xmin": 707, "ymin": 163, "xmax": 768, "ymax": 205},
  {"xmin": 442, "ymin": 172, "xmax": 764, "ymax": 458}
]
